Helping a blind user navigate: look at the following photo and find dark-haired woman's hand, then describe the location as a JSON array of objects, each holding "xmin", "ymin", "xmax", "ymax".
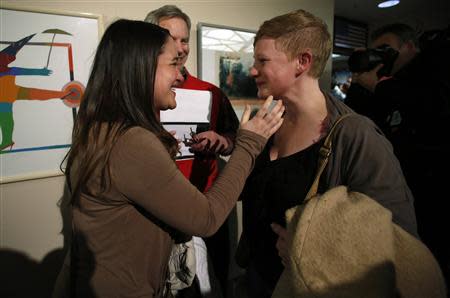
[{"xmin": 240, "ymin": 95, "xmax": 284, "ymax": 139}]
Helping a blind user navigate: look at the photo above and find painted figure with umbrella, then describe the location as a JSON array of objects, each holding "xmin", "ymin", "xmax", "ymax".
[{"xmin": 0, "ymin": 30, "xmax": 84, "ymax": 151}]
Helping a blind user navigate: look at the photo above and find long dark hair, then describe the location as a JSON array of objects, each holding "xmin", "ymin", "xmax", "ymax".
[{"xmin": 63, "ymin": 19, "xmax": 178, "ymax": 203}]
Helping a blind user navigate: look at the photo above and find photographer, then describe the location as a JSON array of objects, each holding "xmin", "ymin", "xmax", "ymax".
[{"xmin": 348, "ymin": 23, "xmax": 450, "ymax": 286}]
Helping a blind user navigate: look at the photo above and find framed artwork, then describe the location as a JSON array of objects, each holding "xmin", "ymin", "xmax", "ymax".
[
  {"xmin": 0, "ymin": 6, "xmax": 102, "ymax": 183},
  {"xmin": 197, "ymin": 23, "xmax": 262, "ymax": 105}
]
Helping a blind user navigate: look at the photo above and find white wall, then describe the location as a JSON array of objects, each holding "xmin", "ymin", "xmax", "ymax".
[
  {"xmin": 0, "ymin": 176, "xmax": 66, "ymax": 259},
  {"xmin": 0, "ymin": 0, "xmax": 334, "ymax": 283}
]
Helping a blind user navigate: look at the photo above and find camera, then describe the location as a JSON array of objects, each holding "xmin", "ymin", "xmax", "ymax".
[{"xmin": 348, "ymin": 45, "xmax": 399, "ymax": 77}]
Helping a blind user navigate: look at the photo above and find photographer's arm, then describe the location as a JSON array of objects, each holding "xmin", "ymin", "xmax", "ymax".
[{"xmin": 352, "ymin": 64, "xmax": 385, "ymax": 93}]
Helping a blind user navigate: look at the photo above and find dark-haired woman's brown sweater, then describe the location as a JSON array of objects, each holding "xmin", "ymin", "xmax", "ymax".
[{"xmin": 71, "ymin": 127, "xmax": 265, "ymax": 297}]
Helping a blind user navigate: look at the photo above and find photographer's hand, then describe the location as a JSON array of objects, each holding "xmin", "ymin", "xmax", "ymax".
[{"xmin": 353, "ymin": 64, "xmax": 384, "ymax": 93}]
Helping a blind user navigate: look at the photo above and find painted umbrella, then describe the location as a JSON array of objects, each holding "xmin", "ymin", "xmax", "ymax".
[{"xmin": 41, "ymin": 29, "xmax": 72, "ymax": 68}]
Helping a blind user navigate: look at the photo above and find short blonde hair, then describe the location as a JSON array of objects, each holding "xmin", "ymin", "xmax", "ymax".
[{"xmin": 255, "ymin": 9, "xmax": 331, "ymax": 78}]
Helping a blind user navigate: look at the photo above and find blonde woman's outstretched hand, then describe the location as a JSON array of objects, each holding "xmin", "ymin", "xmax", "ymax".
[{"xmin": 240, "ymin": 95, "xmax": 284, "ymax": 139}]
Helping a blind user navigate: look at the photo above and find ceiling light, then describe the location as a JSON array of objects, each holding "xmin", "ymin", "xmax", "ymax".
[{"xmin": 378, "ymin": 0, "xmax": 400, "ymax": 8}]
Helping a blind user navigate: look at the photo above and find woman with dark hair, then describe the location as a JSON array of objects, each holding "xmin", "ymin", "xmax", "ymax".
[{"xmin": 63, "ymin": 19, "xmax": 284, "ymax": 297}]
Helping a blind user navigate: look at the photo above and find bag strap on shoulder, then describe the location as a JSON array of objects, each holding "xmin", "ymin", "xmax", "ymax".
[{"xmin": 305, "ymin": 113, "xmax": 352, "ymax": 201}]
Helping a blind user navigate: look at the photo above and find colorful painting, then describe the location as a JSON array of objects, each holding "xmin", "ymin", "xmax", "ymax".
[
  {"xmin": 0, "ymin": 7, "xmax": 101, "ymax": 183},
  {"xmin": 198, "ymin": 23, "xmax": 260, "ymax": 104},
  {"xmin": 219, "ymin": 54, "xmax": 257, "ymax": 99}
]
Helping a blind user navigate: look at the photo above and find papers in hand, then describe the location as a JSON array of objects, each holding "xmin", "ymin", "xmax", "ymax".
[
  {"xmin": 161, "ymin": 88, "xmax": 212, "ymax": 160},
  {"xmin": 160, "ymin": 88, "xmax": 212, "ymax": 123}
]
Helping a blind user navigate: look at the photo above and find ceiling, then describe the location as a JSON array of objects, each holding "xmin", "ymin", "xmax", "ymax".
[{"xmin": 334, "ymin": 0, "xmax": 450, "ymax": 33}]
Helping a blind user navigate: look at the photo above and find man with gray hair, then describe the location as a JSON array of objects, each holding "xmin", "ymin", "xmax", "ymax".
[
  {"xmin": 145, "ymin": 5, "xmax": 239, "ymax": 297},
  {"xmin": 145, "ymin": 5, "xmax": 191, "ymax": 70}
]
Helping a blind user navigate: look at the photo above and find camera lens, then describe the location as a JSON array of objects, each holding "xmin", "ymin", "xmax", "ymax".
[
  {"xmin": 348, "ymin": 47, "xmax": 398, "ymax": 77},
  {"xmin": 348, "ymin": 50, "xmax": 382, "ymax": 72}
]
